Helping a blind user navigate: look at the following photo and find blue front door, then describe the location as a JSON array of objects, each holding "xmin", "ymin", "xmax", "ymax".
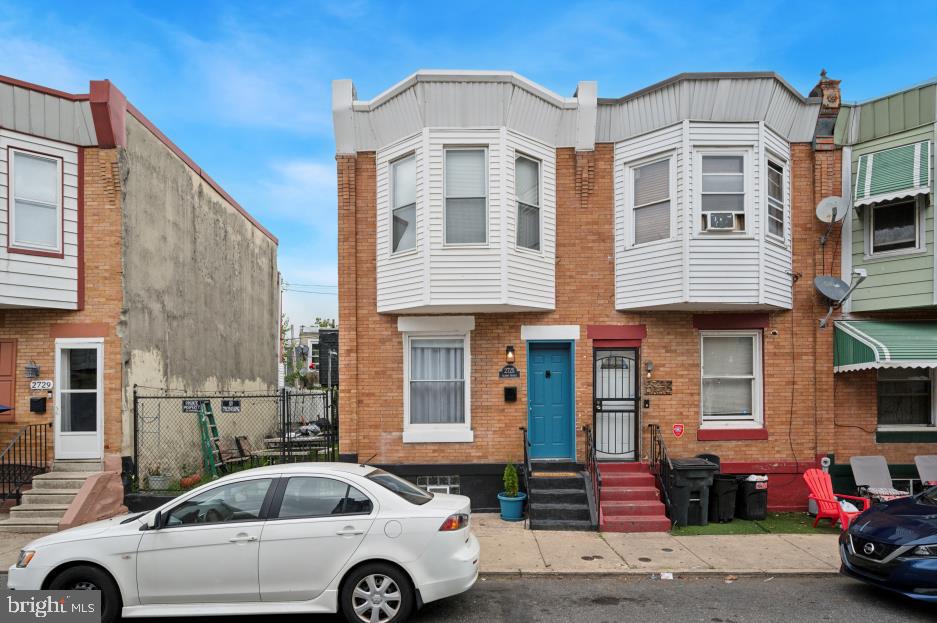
[{"xmin": 527, "ymin": 343, "xmax": 573, "ymax": 460}]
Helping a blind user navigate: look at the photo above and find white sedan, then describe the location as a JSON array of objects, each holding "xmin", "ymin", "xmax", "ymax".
[{"xmin": 8, "ymin": 463, "xmax": 479, "ymax": 623}]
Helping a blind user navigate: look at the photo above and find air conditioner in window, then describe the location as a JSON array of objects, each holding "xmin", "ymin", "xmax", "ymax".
[{"xmin": 704, "ymin": 212, "xmax": 737, "ymax": 231}]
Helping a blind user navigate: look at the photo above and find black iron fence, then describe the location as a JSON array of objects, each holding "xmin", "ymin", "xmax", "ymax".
[
  {"xmin": 133, "ymin": 387, "xmax": 337, "ymax": 492},
  {"xmin": 647, "ymin": 423, "xmax": 673, "ymax": 522},
  {"xmin": 0, "ymin": 423, "xmax": 51, "ymax": 501}
]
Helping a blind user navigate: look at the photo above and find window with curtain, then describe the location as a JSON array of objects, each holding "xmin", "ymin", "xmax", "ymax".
[
  {"xmin": 632, "ymin": 158, "xmax": 671, "ymax": 245},
  {"xmin": 408, "ymin": 338, "xmax": 466, "ymax": 424},
  {"xmin": 767, "ymin": 160, "xmax": 785, "ymax": 240},
  {"xmin": 700, "ymin": 331, "xmax": 761, "ymax": 426},
  {"xmin": 445, "ymin": 149, "xmax": 487, "ymax": 244},
  {"xmin": 870, "ymin": 198, "xmax": 919, "ymax": 255},
  {"xmin": 877, "ymin": 368, "xmax": 933, "ymax": 427},
  {"xmin": 515, "ymin": 155, "xmax": 540, "ymax": 251},
  {"xmin": 11, "ymin": 150, "xmax": 61, "ymax": 252},
  {"xmin": 700, "ymin": 154, "xmax": 746, "ymax": 232},
  {"xmin": 391, "ymin": 155, "xmax": 416, "ymax": 253}
]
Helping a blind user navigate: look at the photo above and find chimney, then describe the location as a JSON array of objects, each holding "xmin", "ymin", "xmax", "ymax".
[{"xmin": 810, "ymin": 69, "xmax": 842, "ymax": 151}]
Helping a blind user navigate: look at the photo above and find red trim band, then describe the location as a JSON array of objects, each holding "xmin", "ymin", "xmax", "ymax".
[
  {"xmin": 50, "ymin": 323, "xmax": 110, "ymax": 339},
  {"xmin": 587, "ymin": 324, "xmax": 647, "ymax": 340},
  {"xmin": 692, "ymin": 313, "xmax": 770, "ymax": 330},
  {"xmin": 593, "ymin": 339, "xmax": 642, "ymax": 347},
  {"xmin": 89, "ymin": 80, "xmax": 127, "ymax": 149},
  {"xmin": 697, "ymin": 428, "xmax": 769, "ymax": 441}
]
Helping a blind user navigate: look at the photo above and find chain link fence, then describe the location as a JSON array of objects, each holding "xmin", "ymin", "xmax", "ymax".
[{"xmin": 133, "ymin": 387, "xmax": 337, "ymax": 492}]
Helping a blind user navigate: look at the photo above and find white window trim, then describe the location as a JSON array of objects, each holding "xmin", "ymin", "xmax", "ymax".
[
  {"xmin": 399, "ymin": 318, "xmax": 474, "ymax": 443},
  {"xmin": 694, "ymin": 147, "xmax": 753, "ymax": 237},
  {"xmin": 765, "ymin": 155, "xmax": 788, "ymax": 246},
  {"xmin": 864, "ymin": 196, "xmax": 926, "ymax": 260},
  {"xmin": 514, "ymin": 152, "xmax": 543, "ymax": 255},
  {"xmin": 876, "ymin": 367, "xmax": 937, "ymax": 431},
  {"xmin": 624, "ymin": 152, "xmax": 675, "ymax": 249},
  {"xmin": 389, "ymin": 152, "xmax": 418, "ymax": 257},
  {"xmin": 699, "ymin": 330, "xmax": 763, "ymax": 429},
  {"xmin": 8, "ymin": 147, "xmax": 64, "ymax": 254},
  {"xmin": 443, "ymin": 146, "xmax": 489, "ymax": 247}
]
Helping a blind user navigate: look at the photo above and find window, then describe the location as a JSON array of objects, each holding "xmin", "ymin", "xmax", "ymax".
[
  {"xmin": 515, "ymin": 155, "xmax": 540, "ymax": 251},
  {"xmin": 391, "ymin": 155, "xmax": 416, "ymax": 253},
  {"xmin": 877, "ymin": 368, "xmax": 934, "ymax": 428},
  {"xmin": 632, "ymin": 158, "xmax": 671, "ymax": 245},
  {"xmin": 10, "ymin": 150, "xmax": 61, "ymax": 253},
  {"xmin": 367, "ymin": 469, "xmax": 434, "ymax": 505},
  {"xmin": 59, "ymin": 347, "xmax": 99, "ymax": 433},
  {"xmin": 445, "ymin": 148, "xmax": 487, "ymax": 244},
  {"xmin": 700, "ymin": 154, "xmax": 745, "ymax": 232},
  {"xmin": 767, "ymin": 160, "xmax": 785, "ymax": 240},
  {"xmin": 870, "ymin": 198, "xmax": 920, "ymax": 255},
  {"xmin": 408, "ymin": 338, "xmax": 466, "ymax": 425},
  {"xmin": 700, "ymin": 331, "xmax": 762, "ymax": 427},
  {"xmin": 276, "ymin": 477, "xmax": 372, "ymax": 518},
  {"xmin": 165, "ymin": 478, "xmax": 273, "ymax": 526}
]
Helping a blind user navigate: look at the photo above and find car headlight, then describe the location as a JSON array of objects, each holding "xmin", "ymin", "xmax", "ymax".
[
  {"xmin": 16, "ymin": 550, "xmax": 35, "ymax": 568},
  {"xmin": 912, "ymin": 545, "xmax": 937, "ymax": 557}
]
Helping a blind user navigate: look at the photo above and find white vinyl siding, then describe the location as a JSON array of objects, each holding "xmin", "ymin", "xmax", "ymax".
[
  {"xmin": 444, "ymin": 148, "xmax": 487, "ymax": 245},
  {"xmin": 0, "ymin": 130, "xmax": 79, "ymax": 309},
  {"xmin": 391, "ymin": 155, "xmax": 416, "ymax": 253},
  {"xmin": 700, "ymin": 330, "xmax": 763, "ymax": 428},
  {"xmin": 615, "ymin": 121, "xmax": 792, "ymax": 311}
]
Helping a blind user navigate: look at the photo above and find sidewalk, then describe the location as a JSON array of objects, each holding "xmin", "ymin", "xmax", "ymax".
[
  {"xmin": 472, "ymin": 513, "xmax": 841, "ymax": 575},
  {"xmin": 0, "ymin": 514, "xmax": 842, "ymax": 577}
]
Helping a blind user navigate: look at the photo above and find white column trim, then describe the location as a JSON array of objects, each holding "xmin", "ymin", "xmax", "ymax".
[{"xmin": 520, "ymin": 325, "xmax": 580, "ymax": 341}]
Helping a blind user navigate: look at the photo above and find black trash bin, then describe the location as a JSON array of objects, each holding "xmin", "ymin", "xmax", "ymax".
[
  {"xmin": 709, "ymin": 474, "xmax": 739, "ymax": 523},
  {"xmin": 668, "ymin": 458, "xmax": 718, "ymax": 527},
  {"xmin": 736, "ymin": 475, "xmax": 768, "ymax": 520},
  {"xmin": 696, "ymin": 453, "xmax": 720, "ymax": 468}
]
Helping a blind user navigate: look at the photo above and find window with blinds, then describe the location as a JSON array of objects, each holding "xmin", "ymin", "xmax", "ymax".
[
  {"xmin": 700, "ymin": 154, "xmax": 746, "ymax": 232},
  {"xmin": 445, "ymin": 149, "xmax": 487, "ymax": 244},
  {"xmin": 515, "ymin": 155, "xmax": 540, "ymax": 251},
  {"xmin": 632, "ymin": 158, "xmax": 671, "ymax": 245},
  {"xmin": 700, "ymin": 331, "xmax": 762, "ymax": 427},
  {"xmin": 391, "ymin": 155, "xmax": 416, "ymax": 253}
]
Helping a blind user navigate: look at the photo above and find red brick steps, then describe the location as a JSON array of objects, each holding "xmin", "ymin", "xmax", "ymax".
[{"xmin": 598, "ymin": 462, "xmax": 672, "ymax": 533}]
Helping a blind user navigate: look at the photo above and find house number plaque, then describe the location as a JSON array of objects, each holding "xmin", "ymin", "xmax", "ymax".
[{"xmin": 644, "ymin": 380, "xmax": 672, "ymax": 396}]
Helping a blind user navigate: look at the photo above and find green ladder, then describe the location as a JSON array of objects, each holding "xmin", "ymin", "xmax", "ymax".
[{"xmin": 198, "ymin": 401, "xmax": 223, "ymax": 479}]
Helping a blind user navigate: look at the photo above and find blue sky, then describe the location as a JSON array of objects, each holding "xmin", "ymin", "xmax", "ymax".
[{"xmin": 1, "ymin": 1, "xmax": 934, "ymax": 326}]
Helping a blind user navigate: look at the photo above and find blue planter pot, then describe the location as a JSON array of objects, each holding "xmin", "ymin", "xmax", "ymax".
[{"xmin": 497, "ymin": 491, "xmax": 527, "ymax": 521}]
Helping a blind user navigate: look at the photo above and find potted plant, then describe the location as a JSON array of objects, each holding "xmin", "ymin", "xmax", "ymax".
[
  {"xmin": 147, "ymin": 464, "xmax": 170, "ymax": 490},
  {"xmin": 497, "ymin": 463, "xmax": 527, "ymax": 521},
  {"xmin": 179, "ymin": 463, "xmax": 202, "ymax": 489}
]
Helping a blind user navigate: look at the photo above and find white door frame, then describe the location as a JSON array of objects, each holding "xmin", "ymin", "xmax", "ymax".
[{"xmin": 54, "ymin": 338, "xmax": 104, "ymax": 460}]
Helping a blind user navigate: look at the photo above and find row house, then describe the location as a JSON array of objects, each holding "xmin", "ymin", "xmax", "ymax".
[
  {"xmin": 0, "ymin": 75, "xmax": 279, "ymax": 531},
  {"xmin": 332, "ymin": 69, "xmax": 925, "ymax": 531}
]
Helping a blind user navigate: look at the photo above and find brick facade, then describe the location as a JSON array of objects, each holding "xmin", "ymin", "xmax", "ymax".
[{"xmin": 0, "ymin": 147, "xmax": 124, "ymax": 455}]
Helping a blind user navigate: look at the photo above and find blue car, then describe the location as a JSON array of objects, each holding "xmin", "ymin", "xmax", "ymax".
[{"xmin": 840, "ymin": 486, "xmax": 937, "ymax": 602}]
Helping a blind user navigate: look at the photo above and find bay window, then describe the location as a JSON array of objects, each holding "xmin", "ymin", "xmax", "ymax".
[
  {"xmin": 700, "ymin": 331, "xmax": 762, "ymax": 427},
  {"xmin": 10, "ymin": 149, "xmax": 62, "ymax": 253},
  {"xmin": 391, "ymin": 155, "xmax": 416, "ymax": 253},
  {"xmin": 632, "ymin": 157, "xmax": 671, "ymax": 245},
  {"xmin": 515, "ymin": 155, "xmax": 540, "ymax": 251},
  {"xmin": 877, "ymin": 368, "xmax": 935, "ymax": 428},
  {"xmin": 700, "ymin": 153, "xmax": 746, "ymax": 233},
  {"xmin": 444, "ymin": 148, "xmax": 487, "ymax": 244}
]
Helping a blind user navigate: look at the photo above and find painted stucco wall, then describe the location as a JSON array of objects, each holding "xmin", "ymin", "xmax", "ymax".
[{"xmin": 119, "ymin": 114, "xmax": 278, "ymax": 450}]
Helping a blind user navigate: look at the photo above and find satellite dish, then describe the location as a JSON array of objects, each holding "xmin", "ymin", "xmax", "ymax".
[
  {"xmin": 816, "ymin": 196, "xmax": 847, "ymax": 223},
  {"xmin": 814, "ymin": 276, "xmax": 850, "ymax": 303}
]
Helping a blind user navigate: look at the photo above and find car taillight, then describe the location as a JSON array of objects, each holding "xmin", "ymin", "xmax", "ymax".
[{"xmin": 439, "ymin": 513, "xmax": 468, "ymax": 531}]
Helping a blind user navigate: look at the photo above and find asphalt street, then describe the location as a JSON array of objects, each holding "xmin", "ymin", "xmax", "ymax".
[{"xmin": 5, "ymin": 573, "xmax": 931, "ymax": 622}]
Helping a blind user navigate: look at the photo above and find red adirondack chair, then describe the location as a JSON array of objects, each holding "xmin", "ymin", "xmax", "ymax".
[{"xmin": 803, "ymin": 468, "xmax": 870, "ymax": 530}]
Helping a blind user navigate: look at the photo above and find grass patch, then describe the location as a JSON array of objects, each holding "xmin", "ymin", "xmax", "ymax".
[{"xmin": 673, "ymin": 512, "xmax": 841, "ymax": 536}]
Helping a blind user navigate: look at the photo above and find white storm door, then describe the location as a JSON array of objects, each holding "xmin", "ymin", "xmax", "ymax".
[{"xmin": 54, "ymin": 339, "xmax": 104, "ymax": 460}]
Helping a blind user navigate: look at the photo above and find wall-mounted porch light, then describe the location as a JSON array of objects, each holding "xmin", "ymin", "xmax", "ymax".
[
  {"xmin": 505, "ymin": 346, "xmax": 515, "ymax": 365},
  {"xmin": 645, "ymin": 360, "xmax": 654, "ymax": 379},
  {"xmin": 25, "ymin": 361, "xmax": 40, "ymax": 379}
]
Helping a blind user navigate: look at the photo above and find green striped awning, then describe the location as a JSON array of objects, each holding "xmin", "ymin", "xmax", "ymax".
[
  {"xmin": 835, "ymin": 321, "xmax": 937, "ymax": 372},
  {"xmin": 854, "ymin": 140, "xmax": 931, "ymax": 207}
]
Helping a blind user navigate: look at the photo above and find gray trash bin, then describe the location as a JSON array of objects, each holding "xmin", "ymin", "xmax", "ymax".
[{"xmin": 668, "ymin": 458, "xmax": 719, "ymax": 526}]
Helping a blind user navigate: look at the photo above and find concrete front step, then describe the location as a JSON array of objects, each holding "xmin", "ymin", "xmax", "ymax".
[
  {"xmin": 530, "ymin": 502, "xmax": 591, "ymax": 522},
  {"xmin": 0, "ymin": 515, "xmax": 61, "ymax": 533},
  {"xmin": 31, "ymin": 472, "xmax": 95, "ymax": 491},
  {"xmin": 529, "ymin": 475, "xmax": 584, "ymax": 490},
  {"xmin": 10, "ymin": 504, "xmax": 70, "ymax": 519},
  {"xmin": 529, "ymin": 488, "xmax": 587, "ymax": 505},
  {"xmin": 20, "ymin": 489, "xmax": 78, "ymax": 505},
  {"xmin": 600, "ymin": 499, "xmax": 666, "ymax": 516},
  {"xmin": 600, "ymin": 515, "xmax": 672, "ymax": 532},
  {"xmin": 529, "ymin": 518, "xmax": 594, "ymax": 531},
  {"xmin": 601, "ymin": 486, "xmax": 660, "ymax": 501},
  {"xmin": 52, "ymin": 460, "xmax": 103, "ymax": 472}
]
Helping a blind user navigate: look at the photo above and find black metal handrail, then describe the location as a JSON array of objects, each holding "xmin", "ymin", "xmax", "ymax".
[
  {"xmin": 0, "ymin": 423, "xmax": 51, "ymax": 502},
  {"xmin": 647, "ymin": 423, "xmax": 674, "ymax": 523},
  {"xmin": 583, "ymin": 424, "xmax": 601, "ymax": 528},
  {"xmin": 519, "ymin": 426, "xmax": 532, "ymax": 527}
]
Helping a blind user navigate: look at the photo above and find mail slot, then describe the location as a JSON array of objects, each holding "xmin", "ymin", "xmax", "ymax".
[{"xmin": 30, "ymin": 396, "xmax": 47, "ymax": 414}]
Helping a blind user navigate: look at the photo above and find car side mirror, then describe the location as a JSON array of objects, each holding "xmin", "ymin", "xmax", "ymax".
[{"xmin": 142, "ymin": 511, "xmax": 162, "ymax": 531}]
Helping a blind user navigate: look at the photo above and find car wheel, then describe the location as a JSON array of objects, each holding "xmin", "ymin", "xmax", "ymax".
[
  {"xmin": 340, "ymin": 563, "xmax": 414, "ymax": 623},
  {"xmin": 48, "ymin": 565, "xmax": 121, "ymax": 623}
]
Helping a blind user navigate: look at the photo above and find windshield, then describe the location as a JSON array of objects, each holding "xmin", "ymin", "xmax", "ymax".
[{"xmin": 367, "ymin": 469, "xmax": 433, "ymax": 505}]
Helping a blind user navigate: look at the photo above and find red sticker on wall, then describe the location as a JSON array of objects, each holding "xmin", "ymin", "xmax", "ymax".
[{"xmin": 672, "ymin": 423, "xmax": 685, "ymax": 438}]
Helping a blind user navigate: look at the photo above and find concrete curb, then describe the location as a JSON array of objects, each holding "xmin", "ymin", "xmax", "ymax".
[{"xmin": 480, "ymin": 569, "xmax": 840, "ymax": 577}]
